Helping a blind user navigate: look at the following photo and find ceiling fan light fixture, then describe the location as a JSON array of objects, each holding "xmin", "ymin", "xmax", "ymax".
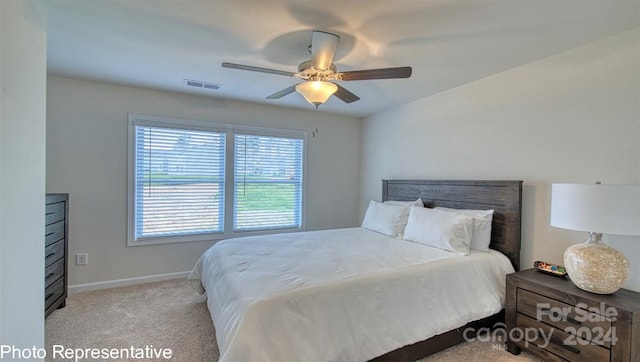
[{"xmin": 295, "ymin": 81, "xmax": 338, "ymax": 106}]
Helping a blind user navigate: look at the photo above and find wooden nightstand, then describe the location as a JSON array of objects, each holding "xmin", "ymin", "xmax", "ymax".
[{"xmin": 506, "ymin": 269, "xmax": 640, "ymax": 361}]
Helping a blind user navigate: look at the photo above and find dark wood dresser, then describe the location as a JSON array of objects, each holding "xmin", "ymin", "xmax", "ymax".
[
  {"xmin": 506, "ymin": 268, "xmax": 640, "ymax": 361},
  {"xmin": 45, "ymin": 193, "xmax": 68, "ymax": 317}
]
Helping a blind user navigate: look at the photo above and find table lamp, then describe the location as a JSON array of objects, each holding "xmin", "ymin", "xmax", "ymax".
[{"xmin": 550, "ymin": 183, "xmax": 640, "ymax": 294}]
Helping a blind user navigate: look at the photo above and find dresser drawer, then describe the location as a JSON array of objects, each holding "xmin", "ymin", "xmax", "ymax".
[
  {"xmin": 45, "ymin": 239, "xmax": 64, "ymax": 266},
  {"xmin": 45, "ymin": 220, "xmax": 65, "ymax": 246},
  {"xmin": 45, "ymin": 277, "xmax": 65, "ymax": 311},
  {"xmin": 45, "ymin": 201, "xmax": 65, "ymax": 225},
  {"xmin": 516, "ymin": 313, "xmax": 610, "ymax": 361},
  {"xmin": 517, "ymin": 289, "xmax": 612, "ymax": 347},
  {"xmin": 45, "ymin": 258, "xmax": 64, "ymax": 288}
]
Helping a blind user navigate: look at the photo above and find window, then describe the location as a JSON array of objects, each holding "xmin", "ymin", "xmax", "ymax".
[
  {"xmin": 234, "ymin": 133, "xmax": 303, "ymax": 231},
  {"xmin": 128, "ymin": 115, "xmax": 305, "ymax": 246},
  {"xmin": 132, "ymin": 125, "xmax": 225, "ymax": 241}
]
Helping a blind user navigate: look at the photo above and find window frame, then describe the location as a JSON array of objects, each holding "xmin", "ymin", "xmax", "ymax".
[{"xmin": 127, "ymin": 114, "xmax": 307, "ymax": 246}]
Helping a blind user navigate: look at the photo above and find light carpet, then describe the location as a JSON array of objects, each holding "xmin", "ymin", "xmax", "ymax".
[{"xmin": 46, "ymin": 279, "xmax": 541, "ymax": 361}]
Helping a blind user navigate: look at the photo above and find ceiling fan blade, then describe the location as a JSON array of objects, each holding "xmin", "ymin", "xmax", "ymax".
[
  {"xmin": 266, "ymin": 85, "xmax": 297, "ymax": 99},
  {"xmin": 333, "ymin": 84, "xmax": 360, "ymax": 104},
  {"xmin": 222, "ymin": 62, "xmax": 296, "ymax": 77},
  {"xmin": 311, "ymin": 31, "xmax": 340, "ymax": 71},
  {"xmin": 338, "ymin": 66, "xmax": 412, "ymax": 81}
]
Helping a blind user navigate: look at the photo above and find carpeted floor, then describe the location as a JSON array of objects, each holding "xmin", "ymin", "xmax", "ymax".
[{"xmin": 46, "ymin": 279, "xmax": 541, "ymax": 361}]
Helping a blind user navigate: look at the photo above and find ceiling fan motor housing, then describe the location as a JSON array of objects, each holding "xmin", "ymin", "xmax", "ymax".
[{"xmin": 298, "ymin": 60, "xmax": 337, "ymax": 73}]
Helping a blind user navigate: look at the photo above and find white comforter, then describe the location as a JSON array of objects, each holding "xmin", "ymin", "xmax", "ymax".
[{"xmin": 188, "ymin": 227, "xmax": 514, "ymax": 362}]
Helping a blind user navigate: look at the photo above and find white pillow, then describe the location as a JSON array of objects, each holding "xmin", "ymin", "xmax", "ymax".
[
  {"xmin": 403, "ymin": 207, "xmax": 474, "ymax": 255},
  {"xmin": 383, "ymin": 198, "xmax": 424, "ymax": 207},
  {"xmin": 434, "ymin": 207, "xmax": 494, "ymax": 252},
  {"xmin": 361, "ymin": 201, "xmax": 411, "ymax": 238}
]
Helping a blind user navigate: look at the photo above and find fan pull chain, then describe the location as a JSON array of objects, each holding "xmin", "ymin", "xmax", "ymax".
[{"xmin": 312, "ymin": 108, "xmax": 319, "ymax": 138}]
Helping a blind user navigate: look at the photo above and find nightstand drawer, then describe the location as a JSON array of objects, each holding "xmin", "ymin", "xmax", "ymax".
[
  {"xmin": 516, "ymin": 313, "xmax": 610, "ymax": 361},
  {"xmin": 517, "ymin": 289, "xmax": 612, "ymax": 347}
]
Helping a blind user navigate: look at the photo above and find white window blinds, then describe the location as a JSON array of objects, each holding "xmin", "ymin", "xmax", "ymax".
[
  {"xmin": 234, "ymin": 133, "xmax": 303, "ymax": 231},
  {"xmin": 134, "ymin": 125, "xmax": 225, "ymax": 239}
]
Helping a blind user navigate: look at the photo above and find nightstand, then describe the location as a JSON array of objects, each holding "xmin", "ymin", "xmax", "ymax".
[{"xmin": 506, "ymin": 269, "xmax": 640, "ymax": 362}]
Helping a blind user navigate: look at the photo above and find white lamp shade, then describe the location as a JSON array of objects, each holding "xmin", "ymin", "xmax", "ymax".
[
  {"xmin": 295, "ymin": 81, "xmax": 337, "ymax": 105},
  {"xmin": 551, "ymin": 183, "xmax": 640, "ymax": 236}
]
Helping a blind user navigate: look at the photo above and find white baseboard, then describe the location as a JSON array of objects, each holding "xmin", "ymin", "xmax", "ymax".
[{"xmin": 68, "ymin": 271, "xmax": 191, "ymax": 294}]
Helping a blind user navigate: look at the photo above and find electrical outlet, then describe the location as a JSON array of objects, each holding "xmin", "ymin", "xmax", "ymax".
[{"xmin": 76, "ymin": 253, "xmax": 88, "ymax": 265}]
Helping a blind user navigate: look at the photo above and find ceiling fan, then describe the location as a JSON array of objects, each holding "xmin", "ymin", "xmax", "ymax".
[{"xmin": 222, "ymin": 30, "xmax": 412, "ymax": 107}]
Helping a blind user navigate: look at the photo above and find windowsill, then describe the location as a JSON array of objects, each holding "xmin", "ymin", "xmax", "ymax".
[{"xmin": 127, "ymin": 226, "xmax": 305, "ymax": 247}]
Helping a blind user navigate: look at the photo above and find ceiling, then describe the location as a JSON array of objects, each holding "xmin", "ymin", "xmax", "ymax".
[{"xmin": 46, "ymin": 0, "xmax": 640, "ymax": 117}]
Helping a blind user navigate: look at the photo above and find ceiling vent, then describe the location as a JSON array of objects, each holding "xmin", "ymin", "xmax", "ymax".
[{"xmin": 184, "ymin": 79, "xmax": 221, "ymax": 90}]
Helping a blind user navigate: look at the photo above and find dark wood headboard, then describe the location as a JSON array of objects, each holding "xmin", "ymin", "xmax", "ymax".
[{"xmin": 382, "ymin": 180, "xmax": 523, "ymax": 270}]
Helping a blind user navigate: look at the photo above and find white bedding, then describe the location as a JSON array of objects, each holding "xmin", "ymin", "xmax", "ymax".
[{"xmin": 188, "ymin": 227, "xmax": 514, "ymax": 362}]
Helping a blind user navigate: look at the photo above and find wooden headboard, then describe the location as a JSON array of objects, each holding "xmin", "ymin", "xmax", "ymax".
[{"xmin": 382, "ymin": 180, "xmax": 523, "ymax": 270}]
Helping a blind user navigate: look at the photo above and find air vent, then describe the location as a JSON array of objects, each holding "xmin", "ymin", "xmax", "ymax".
[{"xmin": 184, "ymin": 79, "xmax": 221, "ymax": 91}]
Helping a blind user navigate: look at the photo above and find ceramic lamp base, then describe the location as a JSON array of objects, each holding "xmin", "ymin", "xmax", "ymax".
[{"xmin": 563, "ymin": 233, "xmax": 629, "ymax": 294}]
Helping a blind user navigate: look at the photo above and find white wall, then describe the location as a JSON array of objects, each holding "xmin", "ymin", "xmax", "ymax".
[
  {"xmin": 46, "ymin": 76, "xmax": 361, "ymax": 286},
  {"xmin": 360, "ymin": 28, "xmax": 640, "ymax": 291},
  {"xmin": 0, "ymin": 0, "xmax": 47, "ymax": 349}
]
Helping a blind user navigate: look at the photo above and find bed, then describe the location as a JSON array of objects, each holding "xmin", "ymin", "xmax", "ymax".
[{"xmin": 189, "ymin": 179, "xmax": 523, "ymax": 361}]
